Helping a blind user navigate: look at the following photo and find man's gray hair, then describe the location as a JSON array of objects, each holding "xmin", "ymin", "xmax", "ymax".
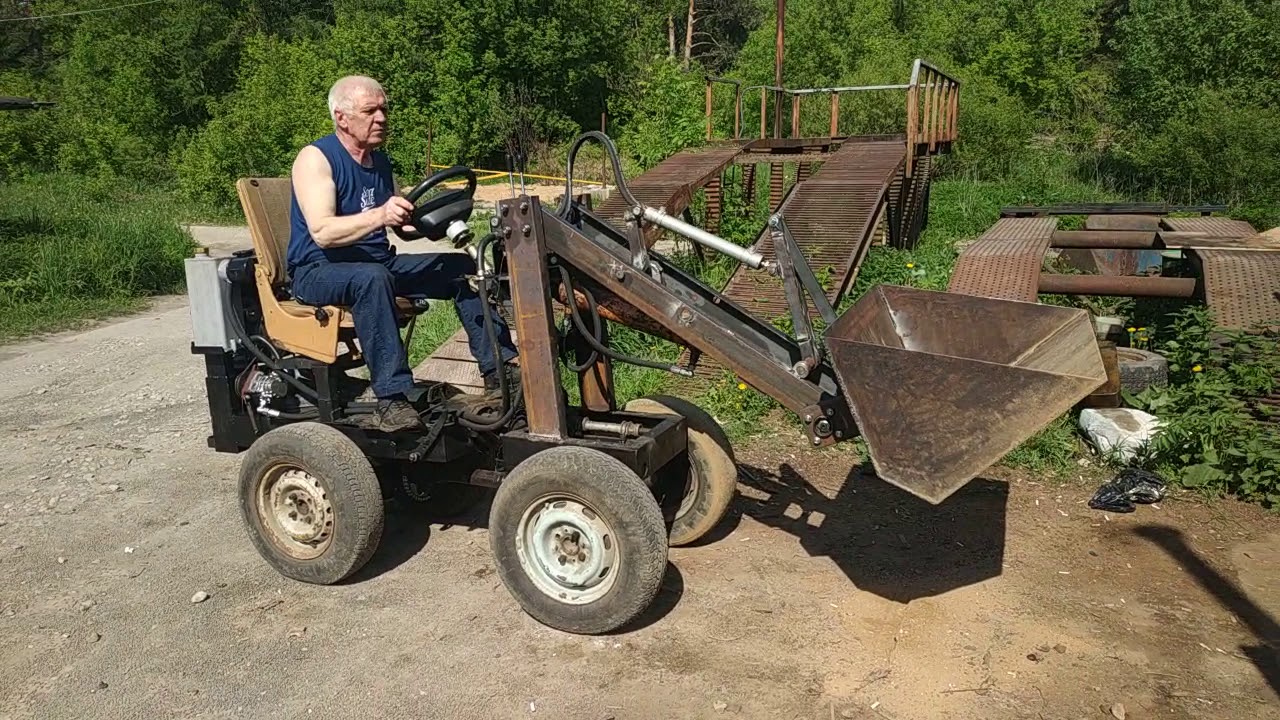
[{"xmin": 327, "ymin": 75, "xmax": 385, "ymax": 125}]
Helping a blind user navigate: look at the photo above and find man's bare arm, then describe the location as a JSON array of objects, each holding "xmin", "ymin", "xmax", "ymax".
[{"xmin": 291, "ymin": 146, "xmax": 414, "ymax": 248}]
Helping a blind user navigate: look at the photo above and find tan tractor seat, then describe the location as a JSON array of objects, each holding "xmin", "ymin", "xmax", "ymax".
[{"xmin": 236, "ymin": 177, "xmax": 421, "ymax": 363}]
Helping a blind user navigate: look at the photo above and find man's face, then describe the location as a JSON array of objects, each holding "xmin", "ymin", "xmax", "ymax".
[{"xmin": 337, "ymin": 89, "xmax": 388, "ymax": 147}]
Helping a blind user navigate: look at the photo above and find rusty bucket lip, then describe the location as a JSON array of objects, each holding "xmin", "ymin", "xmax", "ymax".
[{"xmin": 826, "ymin": 284, "xmax": 1106, "ymax": 383}]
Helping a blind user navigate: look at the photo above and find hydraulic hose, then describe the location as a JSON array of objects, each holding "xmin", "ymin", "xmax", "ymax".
[
  {"xmin": 557, "ymin": 131, "xmax": 639, "ymax": 219},
  {"xmin": 456, "ymin": 233, "xmax": 519, "ymax": 432},
  {"xmin": 227, "ymin": 283, "xmax": 319, "ymax": 402},
  {"xmin": 556, "ymin": 266, "xmax": 692, "ymax": 377}
]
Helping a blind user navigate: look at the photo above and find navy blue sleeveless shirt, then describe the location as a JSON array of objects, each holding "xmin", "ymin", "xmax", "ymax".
[{"xmin": 287, "ymin": 133, "xmax": 397, "ymax": 272}]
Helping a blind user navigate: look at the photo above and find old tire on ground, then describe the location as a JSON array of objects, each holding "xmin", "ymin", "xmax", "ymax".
[
  {"xmin": 1116, "ymin": 347, "xmax": 1168, "ymax": 394},
  {"xmin": 625, "ymin": 395, "xmax": 737, "ymax": 546},
  {"xmin": 239, "ymin": 422, "xmax": 384, "ymax": 585},
  {"xmin": 489, "ymin": 446, "xmax": 668, "ymax": 635}
]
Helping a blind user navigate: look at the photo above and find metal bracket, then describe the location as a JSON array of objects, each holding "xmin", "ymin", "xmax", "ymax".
[{"xmin": 770, "ymin": 214, "xmax": 838, "ymax": 375}]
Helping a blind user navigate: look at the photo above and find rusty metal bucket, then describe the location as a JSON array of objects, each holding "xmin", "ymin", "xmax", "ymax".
[{"xmin": 825, "ymin": 285, "xmax": 1106, "ymax": 504}]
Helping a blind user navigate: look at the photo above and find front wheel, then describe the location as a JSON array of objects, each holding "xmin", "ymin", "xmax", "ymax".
[
  {"xmin": 238, "ymin": 423, "xmax": 384, "ymax": 585},
  {"xmin": 489, "ymin": 446, "xmax": 668, "ymax": 634},
  {"xmin": 625, "ymin": 395, "xmax": 737, "ymax": 546}
]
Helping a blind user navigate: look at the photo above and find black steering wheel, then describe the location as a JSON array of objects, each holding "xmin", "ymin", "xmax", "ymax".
[{"xmin": 395, "ymin": 165, "xmax": 478, "ymax": 244}]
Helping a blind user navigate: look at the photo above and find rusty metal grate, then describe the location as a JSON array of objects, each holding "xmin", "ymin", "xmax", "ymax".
[
  {"xmin": 947, "ymin": 218, "xmax": 1057, "ymax": 302},
  {"xmin": 1195, "ymin": 249, "xmax": 1280, "ymax": 331},
  {"xmin": 690, "ymin": 139, "xmax": 908, "ymax": 378},
  {"xmin": 1161, "ymin": 217, "xmax": 1257, "ymax": 237}
]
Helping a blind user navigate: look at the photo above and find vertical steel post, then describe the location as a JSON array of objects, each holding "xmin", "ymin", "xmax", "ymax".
[
  {"xmin": 705, "ymin": 79, "xmax": 714, "ymax": 141},
  {"xmin": 499, "ymin": 196, "xmax": 567, "ymax": 439}
]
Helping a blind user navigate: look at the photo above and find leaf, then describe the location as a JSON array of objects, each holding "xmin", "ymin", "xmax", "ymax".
[{"xmin": 1181, "ymin": 463, "xmax": 1226, "ymax": 488}]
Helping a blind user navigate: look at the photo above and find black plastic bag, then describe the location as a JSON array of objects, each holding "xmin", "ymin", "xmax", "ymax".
[{"xmin": 1088, "ymin": 468, "xmax": 1167, "ymax": 513}]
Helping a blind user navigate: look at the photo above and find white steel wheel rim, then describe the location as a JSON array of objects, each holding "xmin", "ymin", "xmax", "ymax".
[
  {"xmin": 516, "ymin": 494, "xmax": 619, "ymax": 605},
  {"xmin": 677, "ymin": 463, "xmax": 701, "ymax": 518},
  {"xmin": 256, "ymin": 465, "xmax": 334, "ymax": 560}
]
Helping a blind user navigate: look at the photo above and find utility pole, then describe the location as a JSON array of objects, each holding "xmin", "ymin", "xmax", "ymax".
[{"xmin": 773, "ymin": 0, "xmax": 785, "ymax": 138}]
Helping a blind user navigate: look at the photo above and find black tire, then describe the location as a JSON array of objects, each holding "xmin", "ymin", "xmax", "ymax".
[
  {"xmin": 489, "ymin": 446, "xmax": 668, "ymax": 635},
  {"xmin": 238, "ymin": 422, "xmax": 384, "ymax": 585},
  {"xmin": 625, "ymin": 395, "xmax": 737, "ymax": 546},
  {"xmin": 1116, "ymin": 347, "xmax": 1169, "ymax": 394}
]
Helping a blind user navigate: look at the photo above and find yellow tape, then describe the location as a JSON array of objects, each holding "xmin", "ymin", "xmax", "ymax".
[{"xmin": 429, "ymin": 163, "xmax": 605, "ymax": 186}]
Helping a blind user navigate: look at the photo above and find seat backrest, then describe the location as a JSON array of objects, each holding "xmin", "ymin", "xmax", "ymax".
[{"xmin": 236, "ymin": 178, "xmax": 295, "ymax": 285}]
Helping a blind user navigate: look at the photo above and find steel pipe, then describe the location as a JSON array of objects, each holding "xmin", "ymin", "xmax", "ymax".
[
  {"xmin": 1050, "ymin": 230, "xmax": 1158, "ymax": 249},
  {"xmin": 1038, "ymin": 274, "xmax": 1197, "ymax": 298},
  {"xmin": 640, "ymin": 206, "xmax": 766, "ymax": 269}
]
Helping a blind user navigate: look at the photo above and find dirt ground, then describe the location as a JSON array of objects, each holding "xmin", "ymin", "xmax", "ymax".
[{"xmin": 2, "ymin": 289, "xmax": 1278, "ymax": 719}]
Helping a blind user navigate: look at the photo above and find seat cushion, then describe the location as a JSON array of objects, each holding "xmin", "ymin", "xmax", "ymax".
[{"xmin": 276, "ymin": 297, "xmax": 424, "ymax": 329}]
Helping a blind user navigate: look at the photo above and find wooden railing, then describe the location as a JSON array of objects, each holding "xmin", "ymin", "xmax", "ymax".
[
  {"xmin": 905, "ymin": 59, "xmax": 961, "ymax": 176},
  {"xmin": 702, "ymin": 59, "xmax": 960, "ymax": 161}
]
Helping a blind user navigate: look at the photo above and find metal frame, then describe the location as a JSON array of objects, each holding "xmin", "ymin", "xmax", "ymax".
[{"xmin": 503, "ymin": 195, "xmax": 854, "ymax": 447}]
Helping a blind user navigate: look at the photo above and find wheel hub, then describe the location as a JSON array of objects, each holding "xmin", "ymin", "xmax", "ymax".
[
  {"xmin": 517, "ymin": 497, "xmax": 618, "ymax": 605},
  {"xmin": 258, "ymin": 467, "xmax": 334, "ymax": 559}
]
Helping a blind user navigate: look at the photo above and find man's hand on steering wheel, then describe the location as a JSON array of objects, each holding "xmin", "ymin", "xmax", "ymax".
[
  {"xmin": 394, "ymin": 166, "xmax": 477, "ymax": 244},
  {"xmin": 379, "ymin": 196, "xmax": 416, "ymax": 233}
]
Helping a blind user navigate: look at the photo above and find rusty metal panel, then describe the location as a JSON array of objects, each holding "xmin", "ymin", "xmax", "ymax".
[
  {"xmin": 1194, "ymin": 249, "xmax": 1280, "ymax": 330},
  {"xmin": 1085, "ymin": 214, "xmax": 1161, "ymax": 231},
  {"xmin": 825, "ymin": 286, "xmax": 1105, "ymax": 504},
  {"xmin": 1160, "ymin": 217, "xmax": 1257, "ymax": 237},
  {"xmin": 947, "ymin": 218, "xmax": 1056, "ymax": 302}
]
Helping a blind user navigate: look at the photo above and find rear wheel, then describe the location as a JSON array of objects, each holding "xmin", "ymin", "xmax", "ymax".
[
  {"xmin": 625, "ymin": 395, "xmax": 737, "ymax": 546},
  {"xmin": 239, "ymin": 422, "xmax": 384, "ymax": 585},
  {"xmin": 489, "ymin": 446, "xmax": 668, "ymax": 635}
]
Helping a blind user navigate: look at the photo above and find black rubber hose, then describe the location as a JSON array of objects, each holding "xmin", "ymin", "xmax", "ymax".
[
  {"xmin": 557, "ymin": 131, "xmax": 639, "ymax": 219},
  {"xmin": 560, "ymin": 274, "xmax": 602, "ymax": 373},
  {"xmin": 556, "ymin": 266, "xmax": 691, "ymax": 376},
  {"xmin": 456, "ymin": 234, "xmax": 519, "ymax": 432},
  {"xmin": 227, "ymin": 284, "xmax": 319, "ymax": 401}
]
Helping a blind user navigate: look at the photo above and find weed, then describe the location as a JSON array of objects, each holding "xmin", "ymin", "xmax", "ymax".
[
  {"xmin": 1127, "ymin": 306, "xmax": 1280, "ymax": 504},
  {"xmin": 0, "ymin": 174, "xmax": 195, "ymax": 340}
]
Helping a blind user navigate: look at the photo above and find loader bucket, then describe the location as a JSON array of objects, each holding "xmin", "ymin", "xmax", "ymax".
[{"xmin": 824, "ymin": 285, "xmax": 1106, "ymax": 504}]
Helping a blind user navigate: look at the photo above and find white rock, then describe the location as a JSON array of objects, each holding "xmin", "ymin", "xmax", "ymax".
[
  {"xmin": 190, "ymin": 591, "xmax": 210, "ymax": 604},
  {"xmin": 1079, "ymin": 408, "xmax": 1162, "ymax": 463}
]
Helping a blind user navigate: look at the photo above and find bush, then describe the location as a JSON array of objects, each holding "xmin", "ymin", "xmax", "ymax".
[
  {"xmin": 610, "ymin": 57, "xmax": 707, "ymax": 170},
  {"xmin": 1107, "ymin": 89, "xmax": 1280, "ymax": 228},
  {"xmin": 1128, "ymin": 306, "xmax": 1280, "ymax": 504},
  {"xmin": 177, "ymin": 35, "xmax": 339, "ymax": 208}
]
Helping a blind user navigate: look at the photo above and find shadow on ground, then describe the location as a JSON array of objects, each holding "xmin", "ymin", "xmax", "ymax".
[
  {"xmin": 733, "ymin": 461, "xmax": 1008, "ymax": 602},
  {"xmin": 1135, "ymin": 525, "xmax": 1280, "ymax": 700}
]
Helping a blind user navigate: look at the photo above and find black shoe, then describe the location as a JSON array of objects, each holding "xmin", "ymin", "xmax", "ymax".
[
  {"xmin": 373, "ymin": 396, "xmax": 425, "ymax": 432},
  {"xmin": 482, "ymin": 363, "xmax": 522, "ymax": 400}
]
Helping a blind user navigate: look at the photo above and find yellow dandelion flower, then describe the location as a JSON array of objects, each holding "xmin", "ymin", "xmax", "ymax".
[
  {"xmin": 1127, "ymin": 327, "xmax": 1136, "ymax": 333},
  {"xmin": 1192, "ymin": 365, "xmax": 1203, "ymax": 373},
  {"xmin": 906, "ymin": 262, "xmax": 915, "ymax": 269},
  {"xmin": 737, "ymin": 382, "xmax": 747, "ymax": 390}
]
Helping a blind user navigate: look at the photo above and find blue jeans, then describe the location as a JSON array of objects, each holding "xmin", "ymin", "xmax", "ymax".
[{"xmin": 290, "ymin": 252, "xmax": 518, "ymax": 399}]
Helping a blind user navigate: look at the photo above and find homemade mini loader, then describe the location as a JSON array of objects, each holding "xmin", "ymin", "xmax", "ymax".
[{"xmin": 186, "ymin": 132, "xmax": 1105, "ymax": 634}]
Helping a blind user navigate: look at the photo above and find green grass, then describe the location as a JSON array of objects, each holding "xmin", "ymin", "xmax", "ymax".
[
  {"xmin": 0, "ymin": 173, "xmax": 196, "ymax": 340},
  {"xmin": 405, "ymin": 301, "xmax": 465, "ymax": 366}
]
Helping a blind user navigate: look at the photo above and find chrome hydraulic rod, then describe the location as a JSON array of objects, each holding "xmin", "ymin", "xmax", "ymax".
[{"xmin": 639, "ymin": 205, "xmax": 770, "ymax": 270}]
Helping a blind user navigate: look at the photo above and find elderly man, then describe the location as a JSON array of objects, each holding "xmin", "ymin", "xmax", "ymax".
[{"xmin": 287, "ymin": 75, "xmax": 519, "ymax": 432}]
